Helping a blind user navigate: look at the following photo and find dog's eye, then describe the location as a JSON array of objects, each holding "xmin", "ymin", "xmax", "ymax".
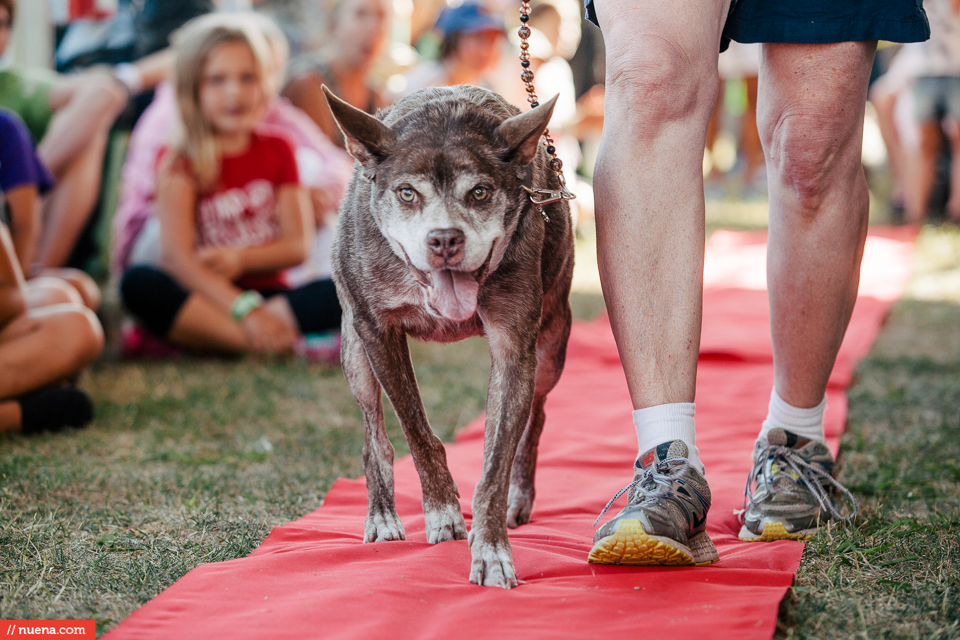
[
  {"xmin": 472, "ymin": 187, "xmax": 489, "ymax": 201},
  {"xmin": 398, "ymin": 188, "xmax": 417, "ymax": 203}
]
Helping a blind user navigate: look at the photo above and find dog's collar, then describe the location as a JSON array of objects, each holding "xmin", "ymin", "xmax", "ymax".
[{"xmin": 521, "ymin": 165, "xmax": 575, "ymax": 223}]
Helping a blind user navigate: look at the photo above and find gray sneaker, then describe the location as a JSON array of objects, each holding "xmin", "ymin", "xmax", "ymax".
[
  {"xmin": 589, "ymin": 440, "xmax": 719, "ymax": 566},
  {"xmin": 739, "ymin": 428, "xmax": 858, "ymax": 541}
]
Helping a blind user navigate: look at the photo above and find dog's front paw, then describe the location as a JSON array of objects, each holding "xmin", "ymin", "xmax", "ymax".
[
  {"xmin": 506, "ymin": 483, "xmax": 535, "ymax": 529},
  {"xmin": 424, "ymin": 503, "xmax": 467, "ymax": 543},
  {"xmin": 468, "ymin": 532, "xmax": 518, "ymax": 589},
  {"xmin": 364, "ymin": 510, "xmax": 406, "ymax": 543}
]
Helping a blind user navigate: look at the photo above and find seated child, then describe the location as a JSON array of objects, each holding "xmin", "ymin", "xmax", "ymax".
[
  {"xmin": 0, "ymin": 0, "xmax": 128, "ymax": 269},
  {"xmin": 0, "ymin": 223, "xmax": 102, "ymax": 435},
  {"xmin": 0, "ymin": 108, "xmax": 101, "ymax": 310},
  {"xmin": 111, "ymin": 14, "xmax": 352, "ymax": 283},
  {"xmin": 119, "ymin": 14, "xmax": 341, "ymax": 356}
]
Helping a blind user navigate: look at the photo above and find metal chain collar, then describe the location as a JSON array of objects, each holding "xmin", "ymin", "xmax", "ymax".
[{"xmin": 518, "ymin": 0, "xmax": 576, "ymax": 221}]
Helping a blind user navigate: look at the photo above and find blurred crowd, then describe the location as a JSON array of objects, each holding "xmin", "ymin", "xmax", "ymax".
[
  {"xmin": 0, "ymin": 0, "xmax": 605, "ymax": 436},
  {"xmin": 0, "ymin": 0, "xmax": 955, "ymax": 437}
]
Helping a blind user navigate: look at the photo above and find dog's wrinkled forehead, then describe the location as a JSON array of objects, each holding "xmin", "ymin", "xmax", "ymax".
[
  {"xmin": 378, "ymin": 108, "xmax": 515, "ymax": 189},
  {"xmin": 323, "ymin": 84, "xmax": 557, "ymax": 190}
]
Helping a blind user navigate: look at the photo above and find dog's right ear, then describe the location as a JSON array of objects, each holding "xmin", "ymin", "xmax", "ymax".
[
  {"xmin": 323, "ymin": 85, "xmax": 393, "ymax": 178},
  {"xmin": 496, "ymin": 95, "xmax": 559, "ymax": 167}
]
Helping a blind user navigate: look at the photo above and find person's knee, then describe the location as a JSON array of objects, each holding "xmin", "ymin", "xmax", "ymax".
[
  {"xmin": 604, "ymin": 35, "xmax": 717, "ymax": 141},
  {"xmin": 72, "ymin": 306, "xmax": 105, "ymax": 366},
  {"xmin": 54, "ymin": 268, "xmax": 101, "ymax": 310},
  {"xmin": 25, "ymin": 277, "xmax": 83, "ymax": 308},
  {"xmin": 46, "ymin": 305, "xmax": 104, "ymax": 373},
  {"xmin": 75, "ymin": 75, "xmax": 127, "ymax": 123},
  {"xmin": 120, "ymin": 265, "xmax": 188, "ymax": 337},
  {"xmin": 760, "ymin": 105, "xmax": 861, "ymax": 213}
]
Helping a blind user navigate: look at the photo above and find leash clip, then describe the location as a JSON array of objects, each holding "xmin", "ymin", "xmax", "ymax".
[{"xmin": 521, "ymin": 171, "xmax": 576, "ymax": 222}]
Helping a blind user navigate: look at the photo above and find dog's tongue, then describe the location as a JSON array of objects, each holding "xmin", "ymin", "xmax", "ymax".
[{"xmin": 430, "ymin": 269, "xmax": 479, "ymax": 321}]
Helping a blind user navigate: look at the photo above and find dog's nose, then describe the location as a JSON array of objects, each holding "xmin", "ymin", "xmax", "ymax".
[{"xmin": 426, "ymin": 228, "xmax": 466, "ymax": 266}]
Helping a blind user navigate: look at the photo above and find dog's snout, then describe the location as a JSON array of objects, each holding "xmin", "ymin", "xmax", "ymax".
[{"xmin": 426, "ymin": 228, "xmax": 466, "ymax": 266}]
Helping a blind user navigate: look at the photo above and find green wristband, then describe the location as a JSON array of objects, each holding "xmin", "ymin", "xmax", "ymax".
[{"xmin": 231, "ymin": 290, "xmax": 263, "ymax": 321}]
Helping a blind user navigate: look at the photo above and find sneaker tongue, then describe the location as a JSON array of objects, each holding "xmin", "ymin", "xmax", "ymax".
[
  {"xmin": 637, "ymin": 440, "xmax": 689, "ymax": 469},
  {"xmin": 766, "ymin": 428, "xmax": 809, "ymax": 449},
  {"xmin": 429, "ymin": 269, "xmax": 479, "ymax": 322}
]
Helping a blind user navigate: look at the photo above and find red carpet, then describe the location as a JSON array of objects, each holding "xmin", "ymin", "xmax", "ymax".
[{"xmin": 105, "ymin": 228, "xmax": 916, "ymax": 640}]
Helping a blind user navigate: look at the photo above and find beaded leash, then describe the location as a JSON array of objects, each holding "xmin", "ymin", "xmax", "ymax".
[{"xmin": 517, "ymin": 0, "xmax": 576, "ymax": 221}]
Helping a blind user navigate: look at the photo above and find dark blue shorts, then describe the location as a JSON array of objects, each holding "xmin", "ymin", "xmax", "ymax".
[{"xmin": 584, "ymin": 0, "xmax": 930, "ymax": 51}]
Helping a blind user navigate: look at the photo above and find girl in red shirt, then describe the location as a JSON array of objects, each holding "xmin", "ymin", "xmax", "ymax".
[{"xmin": 120, "ymin": 14, "xmax": 340, "ymax": 355}]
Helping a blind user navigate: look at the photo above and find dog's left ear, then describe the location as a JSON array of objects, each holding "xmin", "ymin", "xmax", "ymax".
[
  {"xmin": 496, "ymin": 95, "xmax": 559, "ymax": 166},
  {"xmin": 323, "ymin": 85, "xmax": 393, "ymax": 178}
]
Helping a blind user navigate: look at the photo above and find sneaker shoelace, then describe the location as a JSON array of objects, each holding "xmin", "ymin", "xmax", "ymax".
[
  {"xmin": 743, "ymin": 444, "xmax": 858, "ymax": 524},
  {"xmin": 594, "ymin": 457, "xmax": 689, "ymax": 526}
]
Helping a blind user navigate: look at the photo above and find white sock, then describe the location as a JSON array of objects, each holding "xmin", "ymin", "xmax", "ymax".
[
  {"xmin": 758, "ymin": 387, "xmax": 827, "ymax": 444},
  {"xmin": 633, "ymin": 402, "xmax": 703, "ymax": 473}
]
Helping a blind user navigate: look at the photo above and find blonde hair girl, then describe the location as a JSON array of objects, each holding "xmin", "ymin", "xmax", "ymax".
[
  {"xmin": 118, "ymin": 13, "xmax": 339, "ymax": 357},
  {"xmin": 171, "ymin": 14, "xmax": 273, "ymax": 190}
]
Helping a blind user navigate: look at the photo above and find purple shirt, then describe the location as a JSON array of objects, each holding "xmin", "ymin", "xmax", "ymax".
[{"xmin": 0, "ymin": 109, "xmax": 54, "ymax": 195}]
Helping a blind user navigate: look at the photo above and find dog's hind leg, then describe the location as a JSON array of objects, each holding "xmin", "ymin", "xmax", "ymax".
[
  {"xmin": 342, "ymin": 321, "xmax": 405, "ymax": 543},
  {"xmin": 506, "ymin": 295, "xmax": 573, "ymax": 529},
  {"xmin": 354, "ymin": 322, "xmax": 467, "ymax": 544}
]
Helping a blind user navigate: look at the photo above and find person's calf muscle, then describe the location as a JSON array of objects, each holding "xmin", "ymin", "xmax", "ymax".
[{"xmin": 761, "ymin": 42, "xmax": 875, "ymax": 409}]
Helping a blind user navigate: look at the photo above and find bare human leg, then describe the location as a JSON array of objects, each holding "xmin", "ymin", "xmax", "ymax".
[
  {"xmin": 741, "ymin": 75, "xmax": 763, "ymax": 184},
  {"xmin": 588, "ymin": 0, "xmax": 729, "ymax": 568},
  {"xmin": 738, "ymin": 42, "xmax": 875, "ymax": 543},
  {"xmin": 35, "ymin": 130, "xmax": 110, "ymax": 268},
  {"xmin": 0, "ymin": 303, "xmax": 103, "ymax": 431},
  {"xmin": 0, "ymin": 303, "xmax": 102, "ymax": 434},
  {"xmin": 593, "ymin": 0, "xmax": 730, "ymax": 410},
  {"xmin": 946, "ymin": 120, "xmax": 960, "ymax": 222},
  {"xmin": 166, "ymin": 295, "xmax": 250, "ymax": 355},
  {"xmin": 34, "ymin": 75, "xmax": 127, "ymax": 268},
  {"xmin": 22, "ymin": 277, "xmax": 84, "ymax": 309},
  {"xmin": 906, "ymin": 122, "xmax": 943, "ymax": 224},
  {"xmin": 164, "ymin": 293, "xmax": 300, "ymax": 355},
  {"xmin": 760, "ymin": 41, "xmax": 877, "ymax": 409},
  {"xmin": 39, "ymin": 75, "xmax": 126, "ymax": 175},
  {"xmin": 705, "ymin": 81, "xmax": 726, "ymax": 180},
  {"xmin": 869, "ymin": 79, "xmax": 909, "ymax": 207},
  {"xmin": 34, "ymin": 268, "xmax": 101, "ymax": 310}
]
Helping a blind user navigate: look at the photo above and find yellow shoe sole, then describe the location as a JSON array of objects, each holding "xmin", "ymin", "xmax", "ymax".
[
  {"xmin": 588, "ymin": 518, "xmax": 718, "ymax": 566},
  {"xmin": 738, "ymin": 521, "xmax": 814, "ymax": 542}
]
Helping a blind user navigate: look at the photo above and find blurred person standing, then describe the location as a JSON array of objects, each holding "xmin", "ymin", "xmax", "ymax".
[
  {"xmin": 282, "ymin": 0, "xmax": 390, "ymax": 148},
  {"xmin": 706, "ymin": 42, "xmax": 764, "ymax": 193},
  {"xmin": 869, "ymin": 43, "xmax": 924, "ymax": 220},
  {"xmin": 906, "ymin": 0, "xmax": 960, "ymax": 223}
]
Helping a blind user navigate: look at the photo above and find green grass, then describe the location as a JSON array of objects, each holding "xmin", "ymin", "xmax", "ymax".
[{"xmin": 1, "ymin": 209, "xmax": 957, "ymax": 637}]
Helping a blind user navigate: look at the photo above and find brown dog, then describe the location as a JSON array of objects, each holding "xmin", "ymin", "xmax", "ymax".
[{"xmin": 326, "ymin": 85, "xmax": 573, "ymax": 588}]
